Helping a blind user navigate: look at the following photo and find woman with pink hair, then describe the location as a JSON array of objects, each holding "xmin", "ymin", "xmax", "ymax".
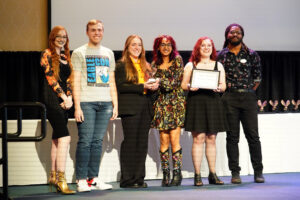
[
  {"xmin": 182, "ymin": 37, "xmax": 227, "ymax": 186},
  {"xmin": 151, "ymin": 35, "xmax": 186, "ymax": 187}
]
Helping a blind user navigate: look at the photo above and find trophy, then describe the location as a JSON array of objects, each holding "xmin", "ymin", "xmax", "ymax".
[
  {"xmin": 257, "ymin": 100, "xmax": 267, "ymax": 112},
  {"xmin": 147, "ymin": 67, "xmax": 159, "ymax": 83}
]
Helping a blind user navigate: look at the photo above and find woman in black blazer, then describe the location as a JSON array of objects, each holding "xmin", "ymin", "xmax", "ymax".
[{"xmin": 115, "ymin": 35, "xmax": 159, "ymax": 188}]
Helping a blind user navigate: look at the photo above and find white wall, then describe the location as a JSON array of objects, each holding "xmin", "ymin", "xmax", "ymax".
[{"xmin": 51, "ymin": 0, "xmax": 300, "ymax": 51}]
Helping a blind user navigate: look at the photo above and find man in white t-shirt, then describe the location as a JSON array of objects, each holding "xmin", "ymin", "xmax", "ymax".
[{"xmin": 71, "ymin": 19, "xmax": 118, "ymax": 192}]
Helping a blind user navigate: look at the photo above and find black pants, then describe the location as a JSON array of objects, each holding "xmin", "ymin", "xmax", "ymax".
[
  {"xmin": 222, "ymin": 92, "xmax": 263, "ymax": 173},
  {"xmin": 119, "ymin": 99, "xmax": 151, "ymax": 187}
]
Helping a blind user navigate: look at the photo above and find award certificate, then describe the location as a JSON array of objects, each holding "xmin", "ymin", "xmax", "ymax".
[{"xmin": 190, "ymin": 69, "xmax": 220, "ymax": 90}]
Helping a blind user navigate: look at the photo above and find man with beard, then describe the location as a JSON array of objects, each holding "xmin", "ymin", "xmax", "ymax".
[{"xmin": 217, "ymin": 23, "xmax": 265, "ymax": 184}]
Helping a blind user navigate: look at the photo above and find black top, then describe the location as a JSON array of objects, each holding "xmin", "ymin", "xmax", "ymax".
[
  {"xmin": 115, "ymin": 61, "xmax": 153, "ymax": 116},
  {"xmin": 217, "ymin": 45, "xmax": 262, "ymax": 90},
  {"xmin": 58, "ymin": 60, "xmax": 71, "ymax": 94},
  {"xmin": 192, "ymin": 60, "xmax": 218, "ymax": 70}
]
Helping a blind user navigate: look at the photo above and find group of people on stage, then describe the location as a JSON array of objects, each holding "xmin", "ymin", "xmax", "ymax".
[{"xmin": 40, "ymin": 19, "xmax": 265, "ymax": 194}]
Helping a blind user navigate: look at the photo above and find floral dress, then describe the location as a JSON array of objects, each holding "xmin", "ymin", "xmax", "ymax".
[{"xmin": 151, "ymin": 55, "xmax": 186, "ymax": 130}]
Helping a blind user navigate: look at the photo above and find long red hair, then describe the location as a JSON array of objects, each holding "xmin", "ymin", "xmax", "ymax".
[
  {"xmin": 48, "ymin": 26, "xmax": 72, "ymax": 80},
  {"xmin": 189, "ymin": 36, "xmax": 217, "ymax": 66},
  {"xmin": 120, "ymin": 35, "xmax": 151, "ymax": 83}
]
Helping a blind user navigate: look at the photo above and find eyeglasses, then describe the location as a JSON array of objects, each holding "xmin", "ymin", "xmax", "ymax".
[
  {"xmin": 200, "ymin": 44, "xmax": 212, "ymax": 49},
  {"xmin": 160, "ymin": 43, "xmax": 172, "ymax": 48},
  {"xmin": 229, "ymin": 31, "xmax": 242, "ymax": 35},
  {"xmin": 56, "ymin": 35, "xmax": 67, "ymax": 39}
]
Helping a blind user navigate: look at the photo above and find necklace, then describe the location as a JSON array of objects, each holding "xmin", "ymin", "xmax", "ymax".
[{"xmin": 200, "ymin": 60, "xmax": 211, "ymax": 65}]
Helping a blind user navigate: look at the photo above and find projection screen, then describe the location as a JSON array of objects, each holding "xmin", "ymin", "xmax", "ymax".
[{"xmin": 51, "ymin": 0, "xmax": 300, "ymax": 51}]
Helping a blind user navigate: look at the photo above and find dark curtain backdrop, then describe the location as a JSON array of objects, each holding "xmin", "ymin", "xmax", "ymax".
[
  {"xmin": 256, "ymin": 51, "xmax": 300, "ymax": 112},
  {"xmin": 1, "ymin": 51, "xmax": 299, "ymax": 119}
]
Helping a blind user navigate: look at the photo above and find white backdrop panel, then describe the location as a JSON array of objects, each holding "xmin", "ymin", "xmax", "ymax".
[{"xmin": 51, "ymin": 0, "xmax": 300, "ymax": 51}]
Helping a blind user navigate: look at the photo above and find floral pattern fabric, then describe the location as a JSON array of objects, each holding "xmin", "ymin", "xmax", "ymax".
[
  {"xmin": 160, "ymin": 150, "xmax": 170, "ymax": 172},
  {"xmin": 151, "ymin": 55, "xmax": 186, "ymax": 130},
  {"xmin": 217, "ymin": 46, "xmax": 262, "ymax": 90},
  {"xmin": 40, "ymin": 49, "xmax": 72, "ymax": 97}
]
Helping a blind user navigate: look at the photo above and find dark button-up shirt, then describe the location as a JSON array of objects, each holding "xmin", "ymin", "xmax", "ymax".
[{"xmin": 217, "ymin": 46, "xmax": 262, "ymax": 90}]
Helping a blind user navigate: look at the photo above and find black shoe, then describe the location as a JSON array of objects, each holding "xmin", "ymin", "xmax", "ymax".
[
  {"xmin": 208, "ymin": 172, "xmax": 224, "ymax": 185},
  {"xmin": 194, "ymin": 173, "xmax": 203, "ymax": 186},
  {"xmin": 120, "ymin": 182, "xmax": 148, "ymax": 188},
  {"xmin": 120, "ymin": 183, "xmax": 139, "ymax": 188},
  {"xmin": 120, "ymin": 184, "xmax": 137, "ymax": 188},
  {"xmin": 231, "ymin": 172, "xmax": 242, "ymax": 184},
  {"xmin": 138, "ymin": 182, "xmax": 148, "ymax": 188},
  {"xmin": 254, "ymin": 172, "xmax": 265, "ymax": 183}
]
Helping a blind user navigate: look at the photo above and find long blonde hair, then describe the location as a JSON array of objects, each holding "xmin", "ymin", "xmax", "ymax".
[
  {"xmin": 48, "ymin": 26, "xmax": 72, "ymax": 80},
  {"xmin": 120, "ymin": 35, "xmax": 150, "ymax": 83}
]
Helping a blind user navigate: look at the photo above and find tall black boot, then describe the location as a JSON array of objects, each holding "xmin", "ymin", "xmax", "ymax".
[
  {"xmin": 170, "ymin": 148, "xmax": 182, "ymax": 186},
  {"xmin": 160, "ymin": 149, "xmax": 170, "ymax": 187}
]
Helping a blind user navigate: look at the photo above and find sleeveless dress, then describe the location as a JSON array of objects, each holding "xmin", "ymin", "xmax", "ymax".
[
  {"xmin": 151, "ymin": 56, "xmax": 186, "ymax": 130},
  {"xmin": 184, "ymin": 61, "xmax": 228, "ymax": 133},
  {"xmin": 42, "ymin": 56, "xmax": 71, "ymax": 139}
]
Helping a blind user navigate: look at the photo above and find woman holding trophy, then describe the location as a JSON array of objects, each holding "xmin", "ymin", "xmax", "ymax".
[
  {"xmin": 151, "ymin": 35, "xmax": 186, "ymax": 187},
  {"xmin": 115, "ymin": 34, "xmax": 159, "ymax": 188}
]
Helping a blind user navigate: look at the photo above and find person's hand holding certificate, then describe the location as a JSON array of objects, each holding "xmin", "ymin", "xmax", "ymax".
[{"xmin": 190, "ymin": 69, "xmax": 220, "ymax": 90}]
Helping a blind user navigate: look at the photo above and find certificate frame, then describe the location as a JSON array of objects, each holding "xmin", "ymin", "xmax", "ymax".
[{"xmin": 190, "ymin": 69, "xmax": 220, "ymax": 90}]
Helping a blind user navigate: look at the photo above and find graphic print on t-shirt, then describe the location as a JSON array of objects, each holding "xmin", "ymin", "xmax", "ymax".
[{"xmin": 86, "ymin": 55, "xmax": 110, "ymax": 87}]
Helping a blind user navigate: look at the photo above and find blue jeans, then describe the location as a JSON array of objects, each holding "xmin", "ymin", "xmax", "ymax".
[{"xmin": 75, "ymin": 101, "xmax": 113, "ymax": 180}]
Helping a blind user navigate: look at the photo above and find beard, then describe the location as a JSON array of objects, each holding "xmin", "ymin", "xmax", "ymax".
[{"xmin": 229, "ymin": 37, "xmax": 242, "ymax": 46}]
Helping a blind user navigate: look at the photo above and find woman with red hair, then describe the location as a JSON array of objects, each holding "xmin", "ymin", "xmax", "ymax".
[
  {"xmin": 151, "ymin": 35, "xmax": 186, "ymax": 186},
  {"xmin": 115, "ymin": 35, "xmax": 159, "ymax": 188},
  {"xmin": 40, "ymin": 26, "xmax": 75, "ymax": 194},
  {"xmin": 181, "ymin": 37, "xmax": 227, "ymax": 186}
]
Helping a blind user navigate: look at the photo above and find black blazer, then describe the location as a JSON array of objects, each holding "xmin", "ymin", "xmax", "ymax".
[{"xmin": 115, "ymin": 61, "xmax": 153, "ymax": 117}]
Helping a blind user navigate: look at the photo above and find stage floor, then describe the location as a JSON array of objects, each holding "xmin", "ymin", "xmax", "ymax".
[
  {"xmin": 2, "ymin": 113, "xmax": 300, "ymax": 186},
  {"xmin": 3, "ymin": 172, "xmax": 300, "ymax": 200}
]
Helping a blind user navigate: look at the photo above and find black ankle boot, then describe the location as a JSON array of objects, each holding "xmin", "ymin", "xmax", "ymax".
[
  {"xmin": 208, "ymin": 172, "xmax": 224, "ymax": 185},
  {"xmin": 160, "ymin": 149, "xmax": 170, "ymax": 187},
  {"xmin": 194, "ymin": 173, "xmax": 203, "ymax": 186},
  {"xmin": 254, "ymin": 171, "xmax": 265, "ymax": 183},
  {"xmin": 170, "ymin": 148, "xmax": 183, "ymax": 186}
]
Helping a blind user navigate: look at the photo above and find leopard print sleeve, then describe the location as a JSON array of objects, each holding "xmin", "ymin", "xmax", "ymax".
[{"xmin": 40, "ymin": 49, "xmax": 65, "ymax": 98}]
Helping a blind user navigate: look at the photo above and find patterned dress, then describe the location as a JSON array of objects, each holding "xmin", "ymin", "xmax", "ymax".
[
  {"xmin": 151, "ymin": 55, "xmax": 186, "ymax": 130},
  {"xmin": 40, "ymin": 49, "xmax": 72, "ymax": 139}
]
